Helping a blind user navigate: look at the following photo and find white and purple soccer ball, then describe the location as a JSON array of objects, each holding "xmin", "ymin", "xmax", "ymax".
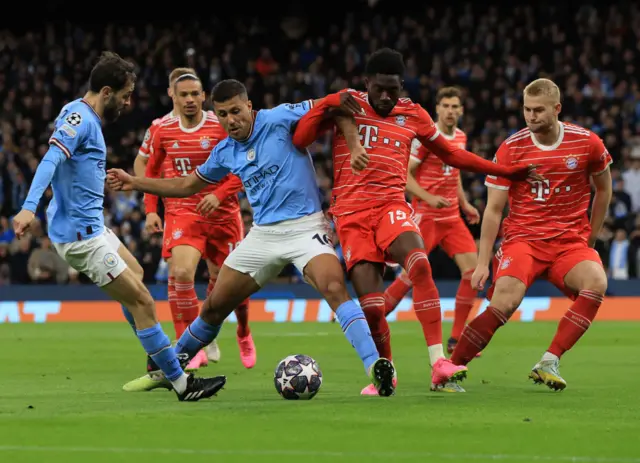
[{"xmin": 274, "ymin": 354, "xmax": 323, "ymax": 400}]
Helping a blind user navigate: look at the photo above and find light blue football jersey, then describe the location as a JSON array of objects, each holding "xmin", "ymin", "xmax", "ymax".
[
  {"xmin": 196, "ymin": 101, "xmax": 323, "ymax": 225},
  {"xmin": 23, "ymin": 99, "xmax": 106, "ymax": 243}
]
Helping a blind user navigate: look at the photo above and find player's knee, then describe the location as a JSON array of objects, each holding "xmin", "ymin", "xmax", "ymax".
[
  {"xmin": 172, "ymin": 265, "xmax": 194, "ymax": 282},
  {"xmin": 406, "ymin": 252, "xmax": 432, "ymax": 281},
  {"xmin": 491, "ymin": 278, "xmax": 525, "ymax": 316},
  {"xmin": 581, "ymin": 270, "xmax": 608, "ymax": 295}
]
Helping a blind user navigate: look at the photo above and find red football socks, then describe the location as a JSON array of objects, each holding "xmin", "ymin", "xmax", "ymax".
[
  {"xmin": 451, "ymin": 270, "xmax": 477, "ymax": 340},
  {"xmin": 547, "ymin": 290, "xmax": 603, "ymax": 358},
  {"xmin": 359, "ymin": 293, "xmax": 392, "ymax": 360},
  {"xmin": 174, "ymin": 280, "xmax": 200, "ymax": 334},
  {"xmin": 168, "ymin": 276, "xmax": 186, "ymax": 338},
  {"xmin": 384, "ymin": 272, "xmax": 413, "ymax": 315},
  {"xmin": 404, "ymin": 249, "xmax": 443, "ymax": 348},
  {"xmin": 451, "ymin": 306, "xmax": 508, "ymax": 365}
]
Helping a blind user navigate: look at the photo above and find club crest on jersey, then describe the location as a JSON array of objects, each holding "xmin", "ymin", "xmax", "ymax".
[
  {"xmin": 395, "ymin": 115, "xmax": 406, "ymax": 126},
  {"xmin": 247, "ymin": 148, "xmax": 256, "ymax": 161},
  {"xmin": 200, "ymin": 136, "xmax": 211, "ymax": 149},
  {"xmin": 565, "ymin": 156, "xmax": 578, "ymax": 169},
  {"xmin": 172, "ymin": 228, "xmax": 183, "ymax": 240},
  {"xmin": 500, "ymin": 256, "xmax": 512, "ymax": 270}
]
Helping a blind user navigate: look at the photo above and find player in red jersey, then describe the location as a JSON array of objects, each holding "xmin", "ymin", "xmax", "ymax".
[
  {"xmin": 383, "ymin": 87, "xmax": 481, "ymax": 364},
  {"xmin": 450, "ymin": 78, "xmax": 612, "ymax": 391},
  {"xmin": 293, "ymin": 48, "xmax": 541, "ymax": 394},
  {"xmin": 123, "ymin": 72, "xmax": 251, "ymax": 392}
]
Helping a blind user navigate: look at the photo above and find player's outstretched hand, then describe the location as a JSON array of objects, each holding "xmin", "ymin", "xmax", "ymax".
[
  {"xmin": 508, "ymin": 164, "xmax": 544, "ymax": 182},
  {"xmin": 339, "ymin": 92, "xmax": 365, "ymax": 115},
  {"xmin": 196, "ymin": 194, "xmax": 221, "ymax": 217},
  {"xmin": 12, "ymin": 209, "xmax": 35, "ymax": 239},
  {"xmin": 145, "ymin": 212, "xmax": 163, "ymax": 234},
  {"xmin": 107, "ymin": 169, "xmax": 133, "ymax": 191},
  {"xmin": 471, "ymin": 264, "xmax": 490, "ymax": 291},
  {"xmin": 350, "ymin": 145, "xmax": 370, "ymax": 173}
]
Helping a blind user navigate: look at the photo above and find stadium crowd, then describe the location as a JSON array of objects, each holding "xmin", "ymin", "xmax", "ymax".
[{"xmin": 1, "ymin": 2, "xmax": 640, "ymax": 285}]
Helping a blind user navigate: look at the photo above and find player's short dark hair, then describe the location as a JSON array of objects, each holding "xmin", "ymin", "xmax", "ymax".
[
  {"xmin": 436, "ymin": 87, "xmax": 463, "ymax": 104},
  {"xmin": 88, "ymin": 51, "xmax": 136, "ymax": 93},
  {"xmin": 364, "ymin": 48, "xmax": 405, "ymax": 77},
  {"xmin": 211, "ymin": 79, "xmax": 247, "ymax": 103}
]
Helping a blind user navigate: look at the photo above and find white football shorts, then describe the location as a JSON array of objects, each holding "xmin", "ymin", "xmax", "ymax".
[
  {"xmin": 224, "ymin": 212, "xmax": 336, "ymax": 286},
  {"xmin": 53, "ymin": 227, "xmax": 127, "ymax": 287}
]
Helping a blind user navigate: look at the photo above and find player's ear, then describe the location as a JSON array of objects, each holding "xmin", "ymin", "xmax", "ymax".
[{"xmin": 247, "ymin": 100, "xmax": 253, "ymax": 111}]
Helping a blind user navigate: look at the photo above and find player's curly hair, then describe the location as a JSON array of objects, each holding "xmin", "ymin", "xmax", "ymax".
[
  {"xmin": 89, "ymin": 51, "xmax": 136, "ymax": 93},
  {"xmin": 364, "ymin": 48, "xmax": 405, "ymax": 77},
  {"xmin": 211, "ymin": 79, "xmax": 248, "ymax": 103}
]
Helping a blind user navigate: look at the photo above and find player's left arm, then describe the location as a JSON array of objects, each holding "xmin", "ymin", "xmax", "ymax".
[
  {"xmin": 587, "ymin": 136, "xmax": 613, "ymax": 247},
  {"xmin": 457, "ymin": 174, "xmax": 480, "ymax": 224},
  {"xmin": 14, "ymin": 115, "xmax": 87, "ymax": 237},
  {"xmin": 414, "ymin": 107, "xmax": 541, "ymax": 181},
  {"xmin": 196, "ymin": 174, "xmax": 244, "ymax": 216}
]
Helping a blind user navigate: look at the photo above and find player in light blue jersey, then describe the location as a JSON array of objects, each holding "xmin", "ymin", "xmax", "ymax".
[
  {"xmin": 12, "ymin": 51, "xmax": 225, "ymax": 402},
  {"xmin": 108, "ymin": 79, "xmax": 397, "ymax": 396}
]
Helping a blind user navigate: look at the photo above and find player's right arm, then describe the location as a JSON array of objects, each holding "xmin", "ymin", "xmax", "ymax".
[
  {"xmin": 143, "ymin": 129, "xmax": 166, "ymax": 232},
  {"xmin": 107, "ymin": 145, "xmax": 231, "ymax": 198},
  {"xmin": 14, "ymin": 113, "xmax": 88, "ymax": 238},
  {"xmin": 473, "ymin": 146, "xmax": 511, "ymax": 290},
  {"xmin": 134, "ymin": 125, "xmax": 155, "ymax": 176},
  {"xmin": 405, "ymin": 139, "xmax": 451, "ymax": 208}
]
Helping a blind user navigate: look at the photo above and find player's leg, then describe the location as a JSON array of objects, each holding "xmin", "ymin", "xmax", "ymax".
[
  {"xmin": 450, "ymin": 242, "xmax": 541, "ymax": 371},
  {"xmin": 207, "ymin": 218, "xmax": 254, "ymax": 367},
  {"xmin": 334, "ymin": 211, "xmax": 394, "ymax": 362},
  {"xmin": 531, "ymin": 247, "xmax": 607, "ymax": 390},
  {"xmin": 441, "ymin": 218, "xmax": 479, "ymax": 353},
  {"xmin": 53, "ymin": 234, "xmax": 225, "ymax": 401},
  {"xmin": 174, "ymin": 227, "xmax": 283, "ymax": 365},
  {"xmin": 162, "ymin": 216, "xmax": 182, "ymax": 340},
  {"xmin": 203, "ymin": 262, "xmax": 222, "ymax": 363},
  {"xmin": 293, "ymin": 216, "xmax": 395, "ymax": 397},
  {"xmin": 102, "ymin": 227, "xmax": 141, "ymax": 334},
  {"xmin": 383, "ymin": 216, "xmax": 438, "ymax": 316}
]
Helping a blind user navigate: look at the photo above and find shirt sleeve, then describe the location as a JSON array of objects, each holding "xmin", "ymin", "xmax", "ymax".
[
  {"xmin": 267, "ymin": 101, "xmax": 315, "ymax": 130},
  {"xmin": 195, "ymin": 145, "xmax": 232, "ymax": 184},
  {"xmin": 588, "ymin": 132, "xmax": 613, "ymax": 176},
  {"xmin": 48, "ymin": 109, "xmax": 89, "ymax": 158},
  {"xmin": 484, "ymin": 142, "xmax": 512, "ymax": 190}
]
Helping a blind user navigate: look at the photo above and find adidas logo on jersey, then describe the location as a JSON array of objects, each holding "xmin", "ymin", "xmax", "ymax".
[{"xmin": 402, "ymin": 221, "xmax": 414, "ymax": 228}]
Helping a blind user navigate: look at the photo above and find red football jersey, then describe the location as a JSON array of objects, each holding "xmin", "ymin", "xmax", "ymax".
[
  {"xmin": 330, "ymin": 89, "xmax": 438, "ymax": 216},
  {"xmin": 145, "ymin": 111, "xmax": 239, "ymax": 223},
  {"xmin": 137, "ymin": 111, "xmax": 174, "ymax": 158},
  {"xmin": 411, "ymin": 128, "xmax": 468, "ymax": 222},
  {"xmin": 485, "ymin": 122, "xmax": 612, "ymax": 242}
]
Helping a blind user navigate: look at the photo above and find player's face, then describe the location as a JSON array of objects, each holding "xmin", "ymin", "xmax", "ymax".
[
  {"xmin": 523, "ymin": 95, "xmax": 561, "ymax": 133},
  {"xmin": 436, "ymin": 97, "xmax": 463, "ymax": 129},
  {"xmin": 365, "ymin": 74, "xmax": 403, "ymax": 117},
  {"xmin": 213, "ymin": 96, "xmax": 254, "ymax": 140},
  {"xmin": 103, "ymin": 81, "xmax": 134, "ymax": 122},
  {"xmin": 173, "ymin": 80, "xmax": 204, "ymax": 117}
]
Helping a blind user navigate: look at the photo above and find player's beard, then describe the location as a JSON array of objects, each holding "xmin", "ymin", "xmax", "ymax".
[{"xmin": 103, "ymin": 96, "xmax": 121, "ymax": 122}]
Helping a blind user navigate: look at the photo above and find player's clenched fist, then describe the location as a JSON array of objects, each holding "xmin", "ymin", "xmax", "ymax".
[
  {"xmin": 471, "ymin": 264, "xmax": 490, "ymax": 291},
  {"xmin": 350, "ymin": 145, "xmax": 370, "ymax": 173},
  {"xmin": 107, "ymin": 168, "xmax": 133, "ymax": 191},
  {"xmin": 196, "ymin": 194, "xmax": 221, "ymax": 217},
  {"xmin": 12, "ymin": 209, "xmax": 35, "ymax": 239}
]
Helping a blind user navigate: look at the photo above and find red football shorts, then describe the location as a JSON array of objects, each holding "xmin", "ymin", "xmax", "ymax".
[
  {"xmin": 333, "ymin": 201, "xmax": 420, "ymax": 272},
  {"xmin": 489, "ymin": 237, "xmax": 603, "ymax": 300},
  {"xmin": 418, "ymin": 216, "xmax": 477, "ymax": 257},
  {"xmin": 163, "ymin": 212, "xmax": 244, "ymax": 265}
]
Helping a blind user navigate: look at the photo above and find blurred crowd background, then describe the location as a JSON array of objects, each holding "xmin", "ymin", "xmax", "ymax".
[{"xmin": 1, "ymin": 2, "xmax": 640, "ymax": 285}]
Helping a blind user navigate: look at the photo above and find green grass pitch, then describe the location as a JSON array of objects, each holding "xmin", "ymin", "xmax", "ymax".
[{"xmin": 1, "ymin": 321, "xmax": 638, "ymax": 463}]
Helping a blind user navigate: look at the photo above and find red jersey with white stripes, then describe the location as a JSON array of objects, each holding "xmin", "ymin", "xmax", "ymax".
[
  {"xmin": 146, "ymin": 111, "xmax": 239, "ymax": 223},
  {"xmin": 330, "ymin": 89, "xmax": 438, "ymax": 216},
  {"xmin": 485, "ymin": 122, "xmax": 612, "ymax": 242},
  {"xmin": 138, "ymin": 111, "xmax": 174, "ymax": 158},
  {"xmin": 411, "ymin": 128, "xmax": 468, "ymax": 222}
]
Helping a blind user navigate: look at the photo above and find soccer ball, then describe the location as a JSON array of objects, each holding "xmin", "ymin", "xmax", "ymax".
[{"xmin": 274, "ymin": 354, "xmax": 322, "ymax": 400}]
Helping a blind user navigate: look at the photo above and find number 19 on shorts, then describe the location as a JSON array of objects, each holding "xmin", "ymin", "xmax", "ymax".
[{"xmin": 387, "ymin": 209, "xmax": 407, "ymax": 224}]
